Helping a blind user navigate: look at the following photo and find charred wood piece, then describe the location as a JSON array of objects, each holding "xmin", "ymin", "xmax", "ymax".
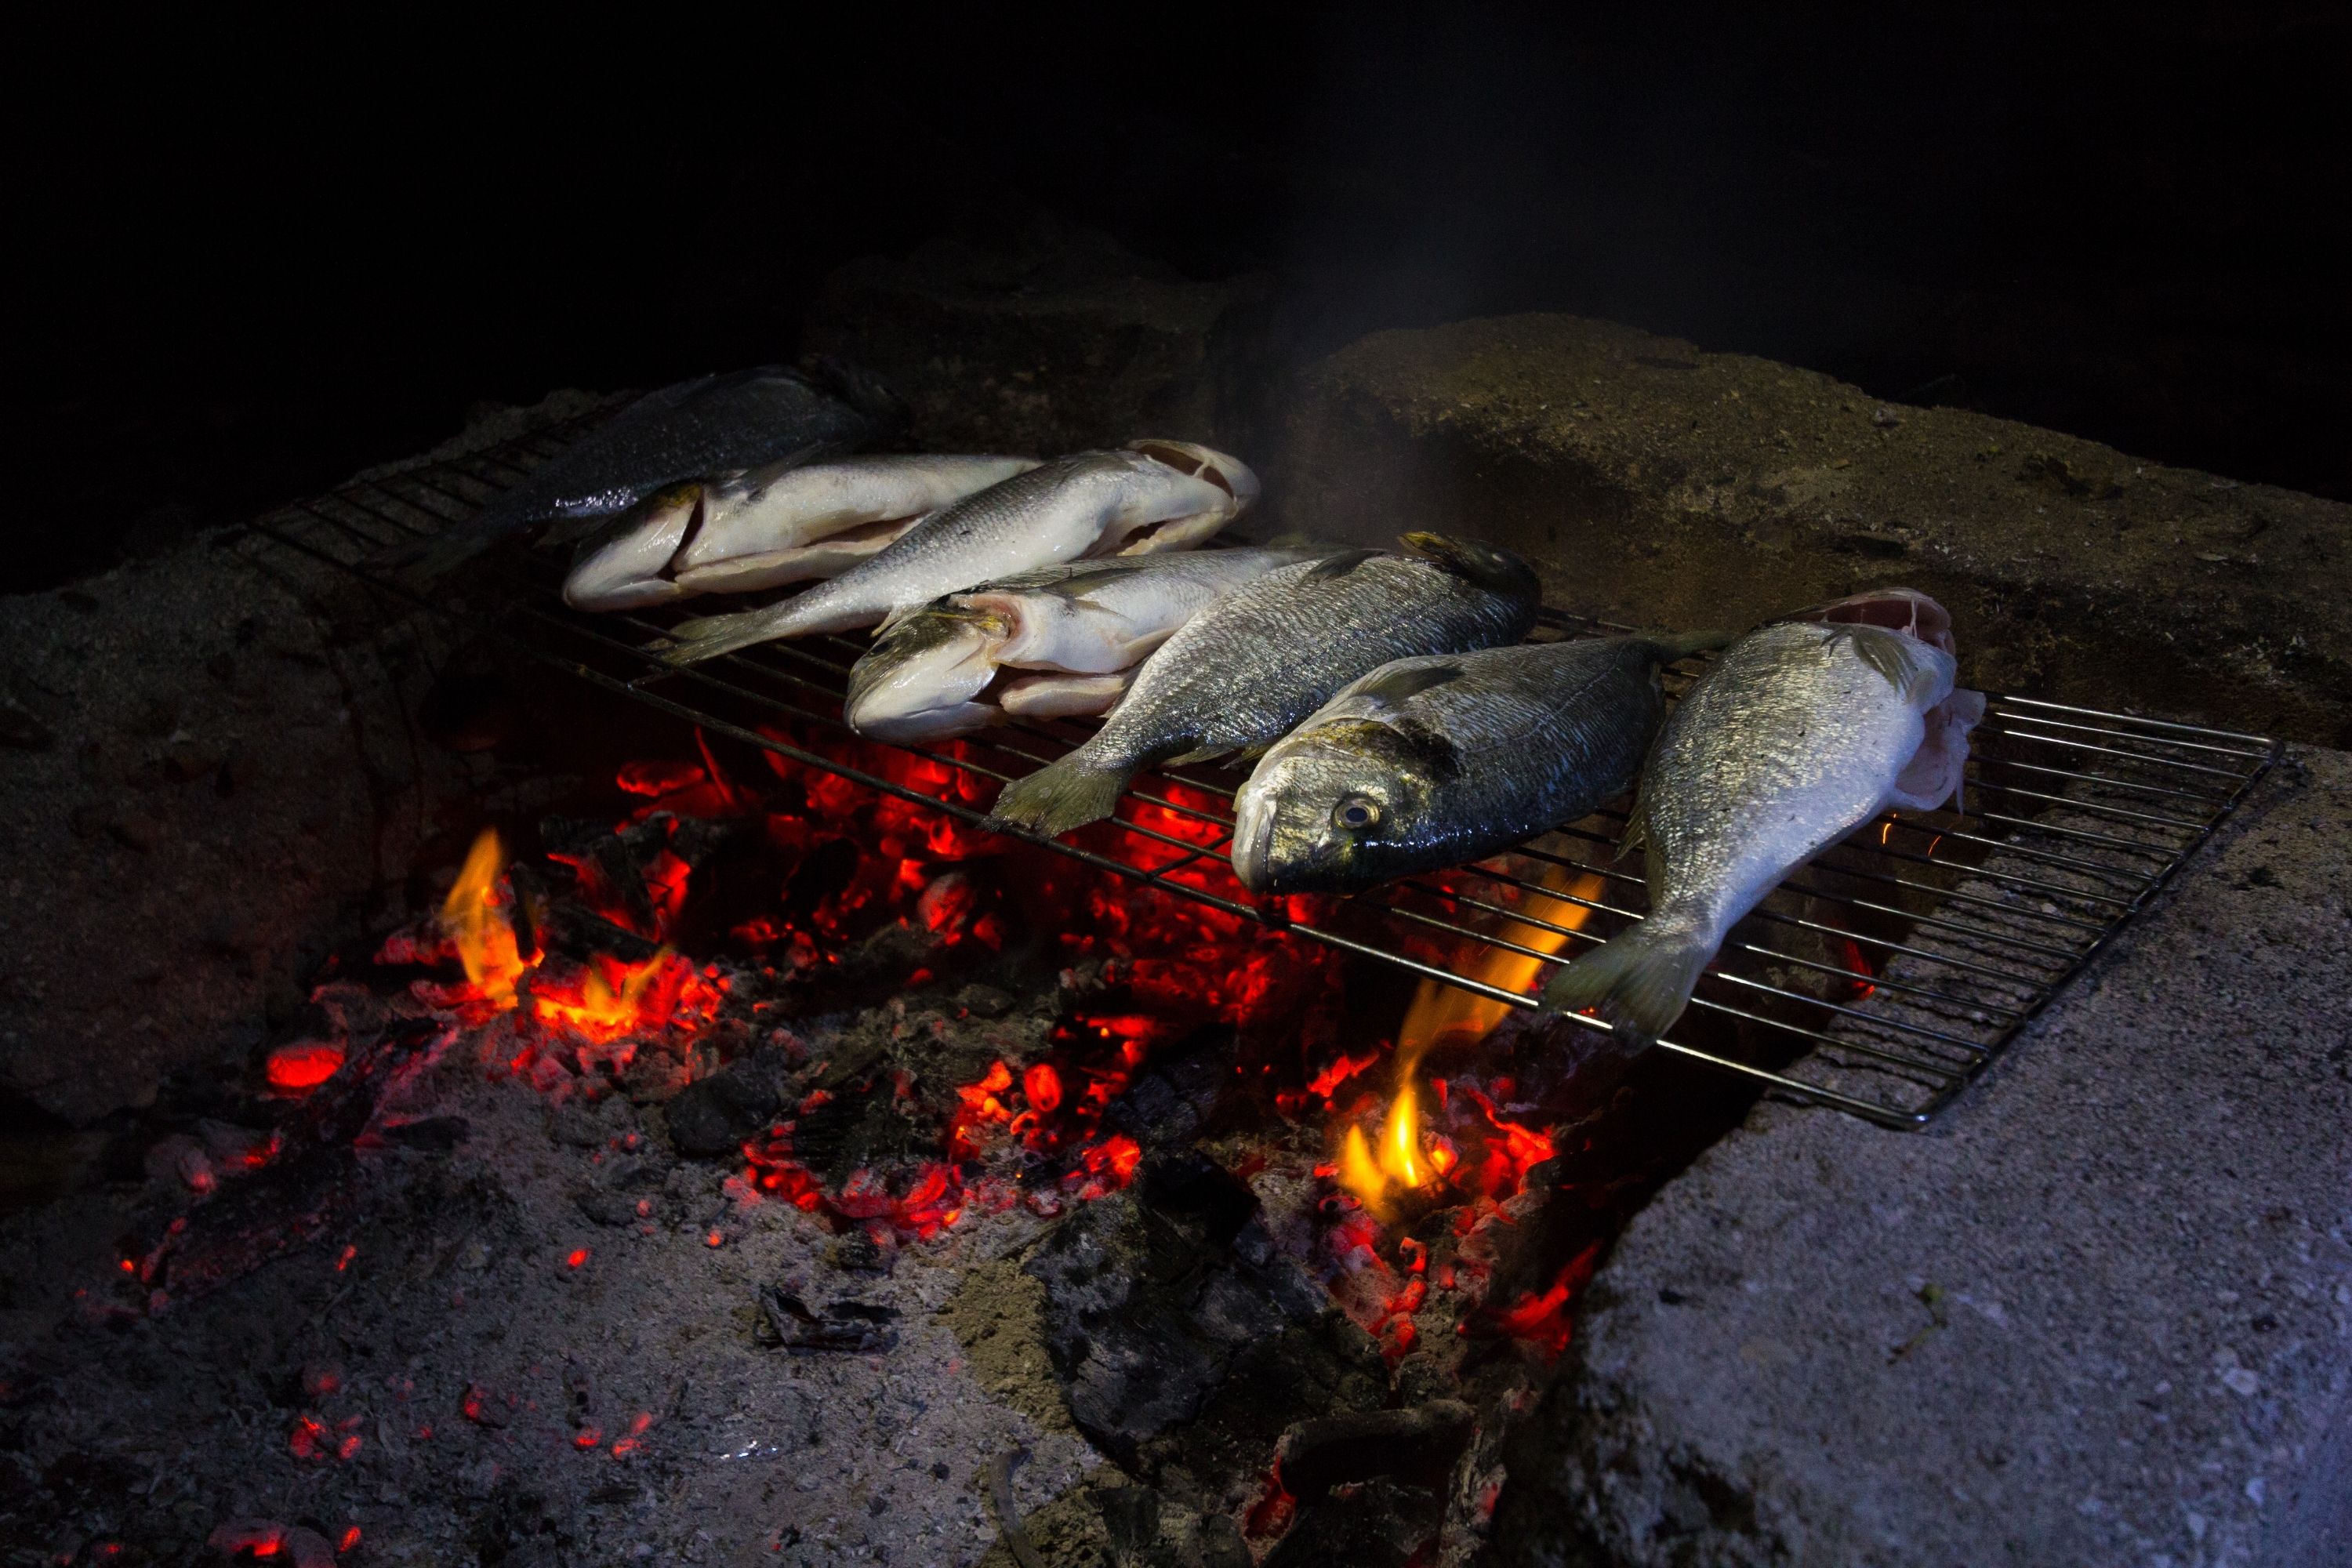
[{"xmin": 757, "ymin": 1286, "xmax": 899, "ymax": 1353}]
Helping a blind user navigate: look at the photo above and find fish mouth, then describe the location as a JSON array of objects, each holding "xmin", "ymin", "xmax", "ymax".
[
  {"xmin": 842, "ymin": 611, "xmax": 1009, "ymax": 739},
  {"xmin": 1125, "ymin": 441, "xmax": 1262, "ymax": 509},
  {"xmin": 1229, "ymin": 785, "xmax": 1279, "ymax": 893},
  {"xmin": 561, "ymin": 483, "xmax": 707, "ymax": 610}
]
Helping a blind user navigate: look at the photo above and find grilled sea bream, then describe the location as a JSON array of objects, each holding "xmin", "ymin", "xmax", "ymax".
[
  {"xmin": 563, "ymin": 454, "xmax": 1038, "ymax": 612},
  {"xmin": 844, "ymin": 544, "xmax": 1324, "ymax": 742},
  {"xmin": 388, "ymin": 359, "xmax": 906, "ymax": 579},
  {"xmin": 1541, "ymin": 588, "xmax": 1985, "ymax": 1047},
  {"xmin": 654, "ymin": 441, "xmax": 1258, "ymax": 664},
  {"xmin": 986, "ymin": 535, "xmax": 1543, "ymax": 840},
  {"xmin": 1231, "ymin": 632, "xmax": 1731, "ymax": 895}
]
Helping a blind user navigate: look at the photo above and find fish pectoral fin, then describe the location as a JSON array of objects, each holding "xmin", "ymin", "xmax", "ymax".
[
  {"xmin": 1161, "ymin": 739, "xmax": 1232, "ymax": 768},
  {"xmin": 1840, "ymin": 626, "xmax": 1945, "ymax": 704},
  {"xmin": 873, "ymin": 600, "xmax": 931, "ymax": 637}
]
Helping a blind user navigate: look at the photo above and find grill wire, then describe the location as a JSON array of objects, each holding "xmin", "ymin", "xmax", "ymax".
[{"xmin": 239, "ymin": 421, "xmax": 2281, "ymax": 1127}]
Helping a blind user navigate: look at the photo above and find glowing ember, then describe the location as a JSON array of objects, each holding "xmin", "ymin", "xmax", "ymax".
[
  {"xmin": 532, "ymin": 950, "xmax": 678, "ymax": 1041},
  {"xmin": 263, "ymin": 1039, "xmax": 345, "ymax": 1092},
  {"xmin": 1022, "ymin": 1062, "xmax": 1063, "ymax": 1115},
  {"xmin": 441, "ymin": 828, "xmax": 529, "ymax": 1010}
]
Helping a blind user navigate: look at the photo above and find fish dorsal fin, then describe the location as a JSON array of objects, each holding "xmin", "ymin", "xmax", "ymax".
[
  {"xmin": 1303, "ymin": 549, "xmax": 1384, "ymax": 583},
  {"xmin": 1352, "ymin": 659, "xmax": 1466, "ymax": 707},
  {"xmin": 1835, "ymin": 625, "xmax": 1945, "ymax": 705},
  {"xmin": 1399, "ymin": 532, "xmax": 1541, "ymax": 598}
]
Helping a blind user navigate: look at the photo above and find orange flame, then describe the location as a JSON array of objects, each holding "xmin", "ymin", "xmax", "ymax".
[
  {"xmin": 442, "ymin": 829, "xmax": 528, "ymax": 1010},
  {"xmin": 1392, "ymin": 865, "xmax": 1607, "ymax": 1059},
  {"xmin": 1338, "ymin": 863, "xmax": 1605, "ymax": 1217},
  {"xmin": 532, "ymin": 952, "xmax": 670, "ymax": 1041}
]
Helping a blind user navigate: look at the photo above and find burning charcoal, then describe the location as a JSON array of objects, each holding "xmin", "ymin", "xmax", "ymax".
[
  {"xmin": 1275, "ymin": 1401, "xmax": 1475, "ymax": 1502},
  {"xmin": 521, "ymin": 894, "xmax": 661, "ymax": 967},
  {"xmin": 1100, "ymin": 1023, "xmax": 1235, "ymax": 1152},
  {"xmin": 1025, "ymin": 1150, "xmax": 1330, "ymax": 1462},
  {"xmin": 1260, "ymin": 1477, "xmax": 1437, "ymax": 1568},
  {"xmin": 955, "ymin": 982, "xmax": 1017, "ymax": 1019},
  {"xmin": 208, "ymin": 1519, "xmax": 338, "ymax": 1568},
  {"xmin": 757, "ymin": 1286, "xmax": 899, "ymax": 1353},
  {"xmin": 783, "ymin": 837, "xmax": 861, "ymax": 920},
  {"xmin": 662, "ymin": 1069, "xmax": 780, "ymax": 1158}
]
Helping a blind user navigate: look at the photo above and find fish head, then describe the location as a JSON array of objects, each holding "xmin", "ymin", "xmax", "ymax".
[
  {"xmin": 1105, "ymin": 441, "xmax": 1262, "ymax": 554},
  {"xmin": 1782, "ymin": 586, "xmax": 1955, "ymax": 656},
  {"xmin": 561, "ymin": 481, "xmax": 706, "ymax": 611},
  {"xmin": 1124, "ymin": 441, "xmax": 1262, "ymax": 511},
  {"xmin": 842, "ymin": 604, "xmax": 1014, "ymax": 742},
  {"xmin": 1232, "ymin": 720, "xmax": 1451, "ymax": 895}
]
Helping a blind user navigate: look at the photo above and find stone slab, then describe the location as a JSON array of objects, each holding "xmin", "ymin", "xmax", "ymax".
[
  {"xmin": 1490, "ymin": 748, "xmax": 2352, "ymax": 1567},
  {"xmin": 1277, "ymin": 314, "xmax": 2351, "ymax": 748}
]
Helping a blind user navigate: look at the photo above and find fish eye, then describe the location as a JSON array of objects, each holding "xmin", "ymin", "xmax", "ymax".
[{"xmin": 1333, "ymin": 796, "xmax": 1381, "ymax": 831}]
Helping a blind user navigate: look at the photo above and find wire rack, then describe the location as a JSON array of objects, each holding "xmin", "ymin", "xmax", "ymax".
[{"xmin": 240, "ymin": 422, "xmax": 2281, "ymax": 1127}]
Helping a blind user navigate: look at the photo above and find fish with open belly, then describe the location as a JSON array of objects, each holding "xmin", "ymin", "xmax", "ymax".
[
  {"xmin": 1539, "ymin": 587, "xmax": 1984, "ymax": 1047},
  {"xmin": 985, "ymin": 534, "xmax": 1543, "ymax": 840},
  {"xmin": 562, "ymin": 454, "xmax": 1038, "ymax": 612},
  {"xmin": 1230, "ymin": 630, "xmax": 1732, "ymax": 895},
  {"xmin": 652, "ymin": 441, "xmax": 1258, "ymax": 664},
  {"xmin": 843, "ymin": 543, "xmax": 1324, "ymax": 742},
  {"xmin": 386, "ymin": 358, "xmax": 906, "ymax": 579}
]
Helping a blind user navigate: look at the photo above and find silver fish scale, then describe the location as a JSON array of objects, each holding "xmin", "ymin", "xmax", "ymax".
[
  {"xmin": 403, "ymin": 366, "xmax": 898, "ymax": 575},
  {"xmin": 1639, "ymin": 621, "xmax": 1934, "ymax": 938},
  {"xmin": 1083, "ymin": 552, "xmax": 1537, "ymax": 768},
  {"xmin": 508, "ymin": 372, "xmax": 887, "ymax": 532},
  {"xmin": 1368, "ymin": 638, "xmax": 1668, "ymax": 855},
  {"xmin": 768, "ymin": 453, "xmax": 1131, "ymax": 630}
]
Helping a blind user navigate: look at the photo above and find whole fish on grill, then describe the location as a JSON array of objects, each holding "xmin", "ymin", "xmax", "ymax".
[
  {"xmin": 562, "ymin": 453, "xmax": 1038, "ymax": 612},
  {"xmin": 844, "ymin": 543, "xmax": 1325, "ymax": 742},
  {"xmin": 385, "ymin": 358, "xmax": 906, "ymax": 579},
  {"xmin": 985, "ymin": 534, "xmax": 1543, "ymax": 840},
  {"xmin": 1230, "ymin": 630, "xmax": 1732, "ymax": 895},
  {"xmin": 652, "ymin": 441, "xmax": 1258, "ymax": 664},
  {"xmin": 1540, "ymin": 587, "xmax": 1984, "ymax": 1047}
]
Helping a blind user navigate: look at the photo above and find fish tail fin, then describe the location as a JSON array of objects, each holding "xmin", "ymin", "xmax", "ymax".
[
  {"xmin": 1540, "ymin": 924, "xmax": 1712, "ymax": 1049},
  {"xmin": 652, "ymin": 606, "xmax": 798, "ymax": 666},
  {"xmin": 987, "ymin": 754, "xmax": 1132, "ymax": 838}
]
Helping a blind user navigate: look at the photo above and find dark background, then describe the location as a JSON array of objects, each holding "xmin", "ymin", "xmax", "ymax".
[{"xmin": 9, "ymin": 6, "xmax": 2347, "ymax": 593}]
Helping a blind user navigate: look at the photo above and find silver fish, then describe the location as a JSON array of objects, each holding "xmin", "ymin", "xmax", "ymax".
[
  {"xmin": 1231, "ymin": 631, "xmax": 1731, "ymax": 895},
  {"xmin": 1540, "ymin": 587, "xmax": 1984, "ymax": 1047},
  {"xmin": 654, "ymin": 441, "xmax": 1258, "ymax": 664},
  {"xmin": 986, "ymin": 534, "xmax": 1543, "ymax": 839},
  {"xmin": 843, "ymin": 544, "xmax": 1323, "ymax": 742},
  {"xmin": 386, "ymin": 359, "xmax": 906, "ymax": 579},
  {"xmin": 562, "ymin": 454, "xmax": 1038, "ymax": 612}
]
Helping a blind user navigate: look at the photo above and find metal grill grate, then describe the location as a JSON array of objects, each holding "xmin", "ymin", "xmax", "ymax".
[{"xmin": 241, "ymin": 422, "xmax": 2281, "ymax": 1127}]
